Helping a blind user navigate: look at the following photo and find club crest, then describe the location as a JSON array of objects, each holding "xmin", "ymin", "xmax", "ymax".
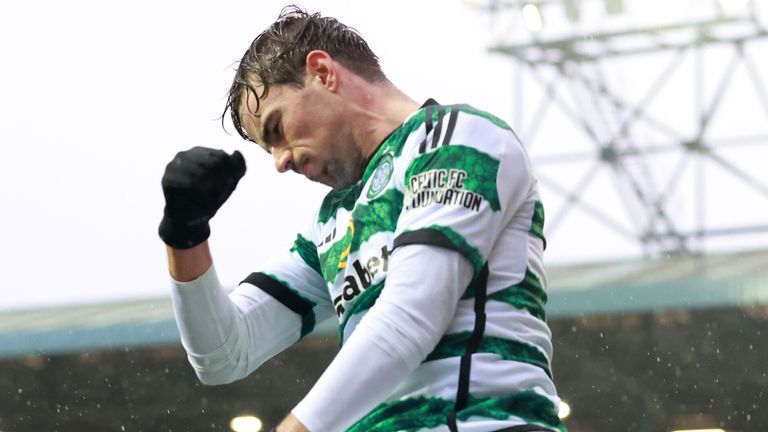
[{"xmin": 367, "ymin": 154, "xmax": 394, "ymax": 199}]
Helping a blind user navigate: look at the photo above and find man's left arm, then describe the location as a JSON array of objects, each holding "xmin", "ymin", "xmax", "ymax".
[{"xmin": 278, "ymin": 244, "xmax": 473, "ymax": 432}]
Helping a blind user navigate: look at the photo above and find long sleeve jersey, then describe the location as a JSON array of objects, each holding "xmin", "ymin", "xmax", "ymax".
[{"xmin": 171, "ymin": 100, "xmax": 566, "ymax": 432}]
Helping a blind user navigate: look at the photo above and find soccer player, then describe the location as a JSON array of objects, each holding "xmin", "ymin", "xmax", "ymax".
[{"xmin": 159, "ymin": 5, "xmax": 566, "ymax": 432}]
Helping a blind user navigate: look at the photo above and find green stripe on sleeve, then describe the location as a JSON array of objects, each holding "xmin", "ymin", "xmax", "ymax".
[
  {"xmin": 488, "ymin": 268, "xmax": 548, "ymax": 321},
  {"xmin": 460, "ymin": 391, "xmax": 565, "ymax": 432},
  {"xmin": 347, "ymin": 395, "xmax": 452, "ymax": 432},
  {"xmin": 418, "ymin": 225, "xmax": 485, "ymax": 275},
  {"xmin": 424, "ymin": 331, "xmax": 551, "ymax": 378},
  {"xmin": 264, "ymin": 273, "xmax": 316, "ymax": 339},
  {"xmin": 346, "ymin": 390, "xmax": 566, "ymax": 432},
  {"xmin": 393, "ymin": 225, "xmax": 485, "ymax": 275},
  {"xmin": 462, "ymin": 268, "xmax": 548, "ymax": 321},
  {"xmin": 529, "ymin": 200, "xmax": 546, "ymax": 249},
  {"xmin": 243, "ymin": 272, "xmax": 316, "ymax": 338}
]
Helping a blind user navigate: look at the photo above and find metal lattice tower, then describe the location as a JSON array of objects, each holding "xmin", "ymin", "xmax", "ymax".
[{"xmin": 477, "ymin": 0, "xmax": 768, "ymax": 259}]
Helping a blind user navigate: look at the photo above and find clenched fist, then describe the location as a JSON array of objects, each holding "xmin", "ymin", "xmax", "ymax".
[{"xmin": 159, "ymin": 146, "xmax": 246, "ymax": 249}]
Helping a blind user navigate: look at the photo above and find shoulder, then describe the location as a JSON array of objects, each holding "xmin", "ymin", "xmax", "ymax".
[
  {"xmin": 395, "ymin": 102, "xmax": 524, "ymax": 167},
  {"xmin": 444, "ymin": 103, "xmax": 517, "ymax": 149}
]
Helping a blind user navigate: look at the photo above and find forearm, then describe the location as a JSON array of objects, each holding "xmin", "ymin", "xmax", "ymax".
[
  {"xmin": 291, "ymin": 323, "xmax": 413, "ymax": 431},
  {"xmin": 167, "ymin": 241, "xmax": 240, "ymax": 366},
  {"xmin": 170, "ymin": 262, "xmax": 240, "ymax": 380},
  {"xmin": 169, "ymin": 254, "xmax": 308, "ymax": 385},
  {"xmin": 291, "ymin": 245, "xmax": 473, "ymax": 431},
  {"xmin": 166, "ymin": 241, "xmax": 213, "ymax": 282}
]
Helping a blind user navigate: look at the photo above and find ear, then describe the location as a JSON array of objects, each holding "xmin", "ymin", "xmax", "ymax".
[{"xmin": 305, "ymin": 50, "xmax": 338, "ymax": 91}]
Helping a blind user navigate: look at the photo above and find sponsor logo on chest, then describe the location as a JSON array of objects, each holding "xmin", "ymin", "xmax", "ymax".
[{"xmin": 332, "ymin": 244, "xmax": 390, "ymax": 317}]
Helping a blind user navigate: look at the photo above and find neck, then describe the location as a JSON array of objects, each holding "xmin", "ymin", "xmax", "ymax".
[{"xmin": 346, "ymin": 79, "xmax": 421, "ymax": 160}]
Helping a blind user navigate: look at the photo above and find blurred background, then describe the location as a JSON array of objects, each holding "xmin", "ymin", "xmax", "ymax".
[{"xmin": 1, "ymin": 0, "xmax": 767, "ymax": 430}]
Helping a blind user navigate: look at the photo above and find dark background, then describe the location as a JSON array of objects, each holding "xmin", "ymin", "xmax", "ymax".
[{"xmin": 2, "ymin": 306, "xmax": 766, "ymax": 432}]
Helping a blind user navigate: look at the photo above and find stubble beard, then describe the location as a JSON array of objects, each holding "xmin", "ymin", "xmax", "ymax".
[{"xmin": 324, "ymin": 148, "xmax": 366, "ymax": 190}]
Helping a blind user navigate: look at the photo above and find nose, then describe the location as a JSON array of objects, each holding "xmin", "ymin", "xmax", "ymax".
[{"xmin": 272, "ymin": 147, "xmax": 294, "ymax": 173}]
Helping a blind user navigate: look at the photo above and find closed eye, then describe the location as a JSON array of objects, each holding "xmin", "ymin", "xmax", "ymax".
[
  {"xmin": 272, "ymin": 120, "xmax": 281, "ymax": 141},
  {"xmin": 258, "ymin": 115, "xmax": 280, "ymax": 154},
  {"xmin": 260, "ymin": 113, "xmax": 276, "ymax": 147}
]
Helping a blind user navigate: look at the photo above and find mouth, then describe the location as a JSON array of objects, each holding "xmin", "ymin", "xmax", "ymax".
[
  {"xmin": 294, "ymin": 157, "xmax": 334, "ymax": 186},
  {"xmin": 293, "ymin": 157, "xmax": 307, "ymax": 176},
  {"xmin": 296, "ymin": 159, "xmax": 317, "ymax": 182}
]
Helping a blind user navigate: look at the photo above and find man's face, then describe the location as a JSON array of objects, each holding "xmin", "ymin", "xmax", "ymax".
[{"xmin": 238, "ymin": 76, "xmax": 366, "ymax": 190}]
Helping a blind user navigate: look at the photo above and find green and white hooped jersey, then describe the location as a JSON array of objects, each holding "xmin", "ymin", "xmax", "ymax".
[{"xmin": 246, "ymin": 101, "xmax": 565, "ymax": 432}]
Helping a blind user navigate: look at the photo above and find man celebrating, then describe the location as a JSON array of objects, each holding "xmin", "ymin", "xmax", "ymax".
[{"xmin": 160, "ymin": 5, "xmax": 567, "ymax": 432}]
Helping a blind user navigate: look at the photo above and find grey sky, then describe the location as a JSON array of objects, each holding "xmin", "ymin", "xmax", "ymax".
[
  {"xmin": 2, "ymin": 0, "xmax": 766, "ymax": 310},
  {"xmin": 0, "ymin": 0, "xmax": 517, "ymax": 310}
]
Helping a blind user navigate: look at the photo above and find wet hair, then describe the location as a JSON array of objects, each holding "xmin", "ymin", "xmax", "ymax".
[{"xmin": 223, "ymin": 5, "xmax": 387, "ymax": 143}]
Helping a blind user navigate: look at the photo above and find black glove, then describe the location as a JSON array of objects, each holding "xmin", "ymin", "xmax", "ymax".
[{"xmin": 159, "ymin": 146, "xmax": 246, "ymax": 249}]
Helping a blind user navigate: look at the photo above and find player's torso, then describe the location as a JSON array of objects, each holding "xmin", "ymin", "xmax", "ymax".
[
  {"xmin": 314, "ymin": 135, "xmax": 408, "ymax": 344},
  {"xmin": 310, "ymin": 103, "xmax": 566, "ymax": 431},
  {"xmin": 312, "ymin": 101, "xmax": 536, "ymax": 344}
]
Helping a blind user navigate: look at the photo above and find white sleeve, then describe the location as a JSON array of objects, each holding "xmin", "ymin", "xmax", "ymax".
[
  {"xmin": 291, "ymin": 244, "xmax": 474, "ymax": 431},
  {"xmin": 170, "ymin": 264, "xmax": 303, "ymax": 385}
]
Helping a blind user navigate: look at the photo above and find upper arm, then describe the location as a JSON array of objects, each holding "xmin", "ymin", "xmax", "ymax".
[
  {"xmin": 235, "ymin": 233, "xmax": 335, "ymax": 339},
  {"xmin": 202, "ymin": 235, "xmax": 333, "ymax": 381},
  {"xmin": 394, "ymin": 105, "xmax": 534, "ymax": 274}
]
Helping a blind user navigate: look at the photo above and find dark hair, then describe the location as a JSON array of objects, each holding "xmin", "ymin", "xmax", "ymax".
[{"xmin": 223, "ymin": 5, "xmax": 387, "ymax": 143}]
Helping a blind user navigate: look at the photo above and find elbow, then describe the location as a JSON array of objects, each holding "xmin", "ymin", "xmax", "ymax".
[
  {"xmin": 184, "ymin": 349, "xmax": 249, "ymax": 386},
  {"xmin": 189, "ymin": 356, "xmax": 246, "ymax": 385},
  {"xmin": 185, "ymin": 347, "xmax": 270, "ymax": 386},
  {"xmin": 178, "ymin": 307, "xmax": 282, "ymax": 386},
  {"xmin": 194, "ymin": 368, "xmax": 239, "ymax": 386}
]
